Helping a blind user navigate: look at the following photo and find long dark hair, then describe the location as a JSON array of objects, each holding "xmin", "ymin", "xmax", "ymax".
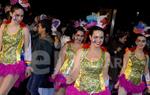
[
  {"xmin": 11, "ymin": 3, "xmax": 25, "ymax": 13},
  {"xmin": 85, "ymin": 26, "xmax": 104, "ymax": 44},
  {"xmin": 130, "ymin": 34, "xmax": 148, "ymax": 54}
]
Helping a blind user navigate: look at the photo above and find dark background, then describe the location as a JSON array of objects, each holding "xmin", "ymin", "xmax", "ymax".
[{"xmin": 1, "ymin": 0, "xmax": 150, "ymax": 28}]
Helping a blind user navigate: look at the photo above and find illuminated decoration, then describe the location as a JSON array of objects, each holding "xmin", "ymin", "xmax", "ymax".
[
  {"xmin": 10, "ymin": 0, "xmax": 30, "ymax": 11},
  {"xmin": 51, "ymin": 18, "xmax": 61, "ymax": 34},
  {"xmin": 133, "ymin": 21, "xmax": 146, "ymax": 34},
  {"xmin": 85, "ymin": 12, "xmax": 109, "ymax": 29},
  {"xmin": 18, "ymin": 0, "xmax": 30, "ymax": 10},
  {"xmin": 39, "ymin": 14, "xmax": 47, "ymax": 20},
  {"xmin": 52, "ymin": 19, "xmax": 61, "ymax": 29},
  {"xmin": 85, "ymin": 12, "xmax": 97, "ymax": 28},
  {"xmin": 97, "ymin": 15, "xmax": 108, "ymax": 29}
]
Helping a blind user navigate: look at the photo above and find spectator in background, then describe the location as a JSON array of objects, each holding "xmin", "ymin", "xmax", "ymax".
[
  {"xmin": 27, "ymin": 19, "xmax": 54, "ymax": 95},
  {"xmin": 30, "ymin": 15, "xmax": 40, "ymax": 40},
  {"xmin": 1, "ymin": 3, "xmax": 12, "ymax": 21},
  {"xmin": 51, "ymin": 31, "xmax": 61, "ymax": 67},
  {"xmin": 107, "ymin": 30, "xmax": 129, "ymax": 93},
  {"xmin": 51, "ymin": 18, "xmax": 62, "ymax": 67}
]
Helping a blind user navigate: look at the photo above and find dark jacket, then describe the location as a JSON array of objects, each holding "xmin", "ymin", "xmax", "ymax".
[
  {"xmin": 32, "ymin": 36, "xmax": 54, "ymax": 75},
  {"xmin": 31, "ymin": 36, "xmax": 54, "ymax": 88}
]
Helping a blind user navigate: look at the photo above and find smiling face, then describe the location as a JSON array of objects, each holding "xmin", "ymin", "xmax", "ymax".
[
  {"xmin": 10, "ymin": 8, "xmax": 24, "ymax": 24},
  {"xmin": 74, "ymin": 30, "xmax": 84, "ymax": 44},
  {"xmin": 135, "ymin": 36, "xmax": 146, "ymax": 49},
  {"xmin": 90, "ymin": 30, "xmax": 104, "ymax": 48}
]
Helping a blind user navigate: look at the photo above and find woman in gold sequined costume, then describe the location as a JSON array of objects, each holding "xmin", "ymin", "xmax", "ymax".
[
  {"xmin": 115, "ymin": 34, "xmax": 150, "ymax": 95},
  {"xmin": 66, "ymin": 26, "xmax": 111, "ymax": 95},
  {"xmin": 0, "ymin": 4, "xmax": 32, "ymax": 95},
  {"xmin": 51, "ymin": 26, "xmax": 85, "ymax": 95}
]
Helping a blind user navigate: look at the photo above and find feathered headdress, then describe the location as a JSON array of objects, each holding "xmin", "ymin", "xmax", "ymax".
[
  {"xmin": 10, "ymin": 0, "xmax": 30, "ymax": 11},
  {"xmin": 51, "ymin": 18, "xmax": 61, "ymax": 32},
  {"xmin": 73, "ymin": 19, "xmax": 86, "ymax": 28},
  {"xmin": 85, "ymin": 12, "xmax": 109, "ymax": 29},
  {"xmin": 133, "ymin": 21, "xmax": 146, "ymax": 34}
]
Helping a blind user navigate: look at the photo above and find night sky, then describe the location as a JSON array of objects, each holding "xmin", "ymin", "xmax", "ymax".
[{"xmin": 30, "ymin": 0, "xmax": 114, "ymax": 19}]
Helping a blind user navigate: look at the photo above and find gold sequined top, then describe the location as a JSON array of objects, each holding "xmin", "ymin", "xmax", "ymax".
[
  {"xmin": 74, "ymin": 49, "xmax": 106, "ymax": 93},
  {"xmin": 124, "ymin": 52, "xmax": 147, "ymax": 85},
  {"xmin": 0, "ymin": 25, "xmax": 24, "ymax": 64},
  {"xmin": 60, "ymin": 43, "xmax": 79, "ymax": 76}
]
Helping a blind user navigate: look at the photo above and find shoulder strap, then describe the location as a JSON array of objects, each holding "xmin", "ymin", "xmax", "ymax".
[
  {"xmin": 101, "ymin": 51, "xmax": 105, "ymax": 61},
  {"xmin": 101, "ymin": 51, "xmax": 105, "ymax": 65},
  {"xmin": 2, "ymin": 24, "xmax": 8, "ymax": 34}
]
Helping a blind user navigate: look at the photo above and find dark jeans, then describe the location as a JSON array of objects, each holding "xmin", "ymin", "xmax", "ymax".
[{"xmin": 27, "ymin": 73, "xmax": 52, "ymax": 95}]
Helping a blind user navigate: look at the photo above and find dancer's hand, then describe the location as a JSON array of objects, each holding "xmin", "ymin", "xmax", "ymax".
[
  {"xmin": 66, "ymin": 75, "xmax": 74, "ymax": 84},
  {"xmin": 25, "ymin": 66, "xmax": 33, "ymax": 77},
  {"xmin": 147, "ymin": 86, "xmax": 150, "ymax": 93},
  {"xmin": 51, "ymin": 73, "xmax": 57, "ymax": 79},
  {"xmin": 114, "ymin": 81, "xmax": 119, "ymax": 89}
]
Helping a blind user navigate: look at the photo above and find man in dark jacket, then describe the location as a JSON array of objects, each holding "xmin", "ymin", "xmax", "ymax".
[{"xmin": 27, "ymin": 19, "xmax": 54, "ymax": 95}]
